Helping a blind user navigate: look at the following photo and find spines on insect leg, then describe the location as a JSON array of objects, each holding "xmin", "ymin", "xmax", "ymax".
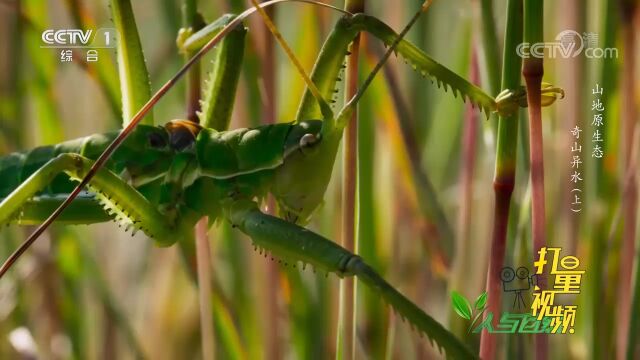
[
  {"xmin": 358, "ymin": 15, "xmax": 496, "ymax": 118},
  {"xmin": 295, "ymin": 15, "xmax": 362, "ymax": 124},
  {"xmin": 90, "ymin": 183, "xmax": 141, "ymax": 235},
  {"xmin": 228, "ymin": 200, "xmax": 357, "ymax": 275},
  {"xmin": 65, "ymin": 163, "xmax": 182, "ymax": 246},
  {"xmin": 0, "ymin": 153, "xmax": 181, "ymax": 246},
  {"xmin": 343, "ymin": 256, "xmax": 476, "ymax": 359}
]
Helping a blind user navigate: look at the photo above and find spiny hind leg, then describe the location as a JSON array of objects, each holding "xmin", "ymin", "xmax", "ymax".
[
  {"xmin": 0, "ymin": 153, "xmax": 182, "ymax": 246},
  {"xmin": 225, "ymin": 200, "xmax": 475, "ymax": 359}
]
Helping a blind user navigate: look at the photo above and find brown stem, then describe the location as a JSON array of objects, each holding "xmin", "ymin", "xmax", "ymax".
[
  {"xmin": 616, "ymin": 18, "xmax": 637, "ymax": 359},
  {"xmin": 480, "ymin": 177, "xmax": 513, "ymax": 359},
  {"xmin": 340, "ymin": 34, "xmax": 361, "ymax": 360},
  {"xmin": 523, "ymin": 62, "xmax": 545, "ymax": 259},
  {"xmin": 186, "ymin": 64, "xmax": 202, "ymax": 122},
  {"xmin": 339, "ymin": 1, "xmax": 363, "ymax": 358},
  {"xmin": 260, "ymin": 5, "xmax": 281, "ymax": 359},
  {"xmin": 524, "ymin": 53, "xmax": 547, "ymax": 360},
  {"xmin": 181, "ymin": 5, "xmax": 214, "ymax": 357},
  {"xmin": 480, "ymin": 0, "xmax": 523, "ymax": 357},
  {"xmin": 450, "ymin": 46, "xmax": 480, "ymax": 338},
  {"xmin": 195, "ymin": 217, "xmax": 215, "ymax": 360},
  {"xmin": 556, "ymin": 0, "xmax": 583, "ymax": 255}
]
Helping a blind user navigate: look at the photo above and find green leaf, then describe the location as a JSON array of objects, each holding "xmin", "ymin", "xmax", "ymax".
[
  {"xmin": 469, "ymin": 309, "xmax": 487, "ymax": 334},
  {"xmin": 475, "ymin": 292, "xmax": 488, "ymax": 310},
  {"xmin": 110, "ymin": 0, "xmax": 154, "ymax": 126},
  {"xmin": 451, "ymin": 291, "xmax": 472, "ymax": 320}
]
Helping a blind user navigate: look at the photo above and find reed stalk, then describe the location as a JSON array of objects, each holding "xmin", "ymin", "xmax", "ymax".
[
  {"xmin": 479, "ymin": 0, "xmax": 523, "ymax": 358},
  {"xmin": 590, "ymin": 0, "xmax": 619, "ymax": 356},
  {"xmin": 476, "ymin": 0, "xmax": 500, "ymax": 96},
  {"xmin": 522, "ymin": 1, "xmax": 546, "ymax": 358},
  {"xmin": 623, "ymin": 127, "xmax": 640, "ymax": 360},
  {"xmin": 182, "ymin": 1, "xmax": 215, "ymax": 358},
  {"xmin": 260, "ymin": 5, "xmax": 282, "ymax": 358},
  {"xmin": 337, "ymin": 1, "xmax": 363, "ymax": 358}
]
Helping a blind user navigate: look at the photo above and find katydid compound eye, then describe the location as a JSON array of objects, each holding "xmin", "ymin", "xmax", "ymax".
[
  {"xmin": 299, "ymin": 133, "xmax": 318, "ymax": 148},
  {"xmin": 170, "ymin": 128, "xmax": 196, "ymax": 151},
  {"xmin": 148, "ymin": 132, "xmax": 167, "ymax": 148}
]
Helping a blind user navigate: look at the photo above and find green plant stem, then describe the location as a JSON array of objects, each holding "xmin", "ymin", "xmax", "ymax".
[
  {"xmin": 110, "ymin": 0, "xmax": 154, "ymax": 126},
  {"xmin": 260, "ymin": 4, "xmax": 282, "ymax": 359},
  {"xmin": 479, "ymin": 0, "xmax": 522, "ymax": 358},
  {"xmin": 182, "ymin": 2, "xmax": 215, "ymax": 359},
  {"xmin": 474, "ymin": 0, "xmax": 501, "ymax": 150},
  {"xmin": 478, "ymin": 0, "xmax": 501, "ymax": 96},
  {"xmin": 591, "ymin": 0, "xmax": 619, "ymax": 357},
  {"xmin": 617, "ymin": 6, "xmax": 638, "ymax": 357},
  {"xmin": 338, "ymin": 2, "xmax": 363, "ymax": 359},
  {"xmin": 183, "ymin": 0, "xmax": 203, "ymax": 123},
  {"xmin": 522, "ymin": 1, "xmax": 545, "ymax": 358},
  {"xmin": 523, "ymin": 0, "xmax": 544, "ymax": 256}
]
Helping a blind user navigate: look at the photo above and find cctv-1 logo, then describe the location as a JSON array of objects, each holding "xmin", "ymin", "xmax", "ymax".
[{"xmin": 41, "ymin": 28, "xmax": 117, "ymax": 48}]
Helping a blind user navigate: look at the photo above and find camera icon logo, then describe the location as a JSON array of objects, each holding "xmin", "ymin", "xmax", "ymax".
[{"xmin": 501, "ymin": 266, "xmax": 538, "ymax": 309}]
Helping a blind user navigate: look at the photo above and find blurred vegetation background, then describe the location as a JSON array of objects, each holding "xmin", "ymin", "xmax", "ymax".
[{"xmin": 0, "ymin": 0, "xmax": 638, "ymax": 359}]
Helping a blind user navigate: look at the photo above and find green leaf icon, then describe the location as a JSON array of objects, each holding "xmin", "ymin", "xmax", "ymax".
[
  {"xmin": 451, "ymin": 291, "xmax": 472, "ymax": 320},
  {"xmin": 475, "ymin": 292, "xmax": 488, "ymax": 310}
]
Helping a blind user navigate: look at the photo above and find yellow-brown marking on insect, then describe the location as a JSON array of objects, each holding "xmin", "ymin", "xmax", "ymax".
[{"xmin": 165, "ymin": 119, "xmax": 204, "ymax": 150}]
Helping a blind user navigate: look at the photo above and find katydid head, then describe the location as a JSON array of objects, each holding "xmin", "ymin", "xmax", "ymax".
[
  {"xmin": 299, "ymin": 133, "xmax": 320, "ymax": 152},
  {"xmin": 272, "ymin": 1, "xmax": 433, "ymax": 223},
  {"xmin": 144, "ymin": 120, "xmax": 204, "ymax": 152},
  {"xmin": 110, "ymin": 125, "xmax": 176, "ymax": 187},
  {"xmin": 273, "ymin": 122, "xmax": 341, "ymax": 224},
  {"xmin": 164, "ymin": 120, "xmax": 203, "ymax": 151},
  {"xmin": 282, "ymin": 120, "xmax": 324, "ymax": 157}
]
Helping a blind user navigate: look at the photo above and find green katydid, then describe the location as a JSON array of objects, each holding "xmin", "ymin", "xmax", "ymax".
[{"xmin": 0, "ymin": 0, "xmax": 563, "ymax": 357}]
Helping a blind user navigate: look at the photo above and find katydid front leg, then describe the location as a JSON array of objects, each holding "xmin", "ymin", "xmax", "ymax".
[
  {"xmin": 0, "ymin": 153, "xmax": 186, "ymax": 246},
  {"xmin": 225, "ymin": 199, "xmax": 477, "ymax": 360}
]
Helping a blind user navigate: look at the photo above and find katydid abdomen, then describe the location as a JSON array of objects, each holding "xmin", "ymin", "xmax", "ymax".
[
  {"xmin": 0, "ymin": 126, "xmax": 173, "ymax": 225},
  {"xmin": 0, "ymin": 132, "xmax": 118, "ymax": 198}
]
